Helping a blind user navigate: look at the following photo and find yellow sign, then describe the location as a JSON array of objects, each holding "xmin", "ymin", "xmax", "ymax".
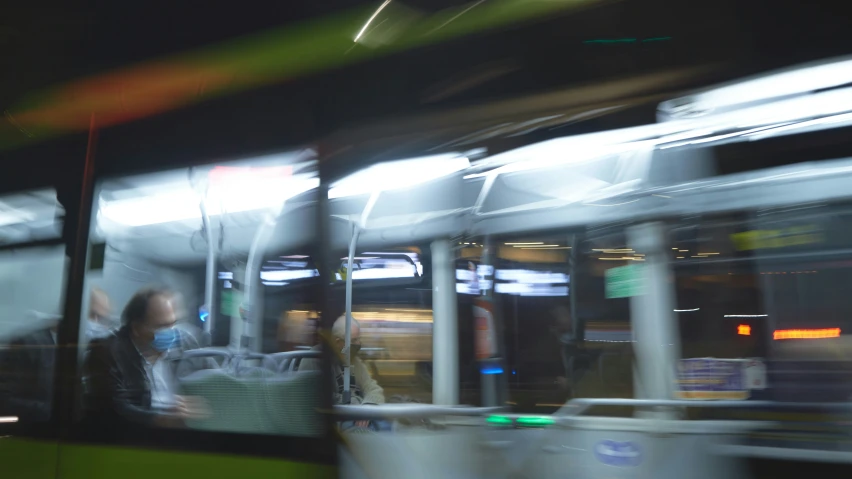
[{"xmin": 730, "ymin": 225, "xmax": 822, "ymax": 251}]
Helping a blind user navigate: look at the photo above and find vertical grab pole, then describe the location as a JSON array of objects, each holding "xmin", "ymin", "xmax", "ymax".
[
  {"xmin": 432, "ymin": 239, "xmax": 459, "ymax": 405},
  {"xmin": 243, "ymin": 215, "xmax": 277, "ymax": 352},
  {"xmin": 199, "ymin": 186, "xmax": 218, "ymax": 337},
  {"xmin": 343, "ymin": 224, "xmax": 359, "ymax": 405},
  {"xmin": 343, "ymin": 190, "xmax": 381, "ymax": 403}
]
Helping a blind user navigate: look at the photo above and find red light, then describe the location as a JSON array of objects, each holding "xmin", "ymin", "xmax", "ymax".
[
  {"xmin": 737, "ymin": 324, "xmax": 751, "ymax": 336},
  {"xmin": 773, "ymin": 328, "xmax": 840, "ymax": 340}
]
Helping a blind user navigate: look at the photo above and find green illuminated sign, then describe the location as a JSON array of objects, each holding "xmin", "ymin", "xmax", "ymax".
[{"xmin": 605, "ymin": 264, "xmax": 645, "ymax": 299}]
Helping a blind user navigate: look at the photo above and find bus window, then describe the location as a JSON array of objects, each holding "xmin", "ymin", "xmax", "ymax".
[
  {"xmin": 0, "ymin": 188, "xmax": 67, "ymax": 427},
  {"xmin": 321, "ymin": 245, "xmax": 432, "ymax": 408},
  {"xmin": 76, "ymin": 152, "xmax": 326, "ymax": 440},
  {"xmin": 463, "ymin": 229, "xmax": 634, "ymax": 414},
  {"xmin": 671, "ymin": 215, "xmax": 768, "ymax": 362},
  {"xmin": 750, "ymin": 203, "xmax": 852, "ymax": 402},
  {"xmin": 672, "ymin": 204, "xmax": 852, "ymax": 403}
]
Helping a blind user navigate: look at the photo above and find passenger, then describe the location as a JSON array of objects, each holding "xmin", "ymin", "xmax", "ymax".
[
  {"xmin": 0, "ymin": 314, "xmax": 60, "ymax": 422},
  {"xmin": 84, "ymin": 287, "xmax": 115, "ymax": 341},
  {"xmin": 302, "ymin": 315, "xmax": 385, "ymax": 405},
  {"xmin": 84, "ymin": 287, "xmax": 206, "ymax": 428},
  {"xmin": 301, "ymin": 315, "xmax": 386, "ymax": 430}
]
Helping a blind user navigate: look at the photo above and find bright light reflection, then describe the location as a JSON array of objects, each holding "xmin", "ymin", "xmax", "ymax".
[
  {"xmin": 660, "ymin": 57, "xmax": 852, "ymax": 119},
  {"xmin": 100, "ymin": 174, "xmax": 318, "ymax": 227},
  {"xmin": 260, "ymin": 269, "xmax": 319, "ymax": 281},
  {"xmin": 329, "ymin": 153, "xmax": 469, "ymax": 199},
  {"xmin": 354, "ymin": 0, "xmax": 392, "ymax": 42}
]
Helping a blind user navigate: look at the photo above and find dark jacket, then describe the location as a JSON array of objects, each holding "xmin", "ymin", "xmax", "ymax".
[
  {"xmin": 83, "ymin": 326, "xmax": 159, "ymax": 427},
  {"xmin": 0, "ymin": 327, "xmax": 56, "ymax": 422},
  {"xmin": 83, "ymin": 326, "xmax": 217, "ymax": 429}
]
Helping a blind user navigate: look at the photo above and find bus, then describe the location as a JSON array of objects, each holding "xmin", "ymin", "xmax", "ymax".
[{"xmin": 5, "ymin": 44, "xmax": 852, "ymax": 479}]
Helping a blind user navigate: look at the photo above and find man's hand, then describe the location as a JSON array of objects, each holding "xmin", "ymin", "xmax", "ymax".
[{"xmin": 174, "ymin": 395, "xmax": 211, "ymax": 420}]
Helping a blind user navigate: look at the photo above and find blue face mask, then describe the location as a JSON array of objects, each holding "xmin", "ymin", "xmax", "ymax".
[{"xmin": 151, "ymin": 327, "xmax": 181, "ymax": 352}]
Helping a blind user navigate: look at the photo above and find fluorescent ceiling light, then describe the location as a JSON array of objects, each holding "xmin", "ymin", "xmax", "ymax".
[
  {"xmin": 0, "ymin": 208, "xmax": 36, "ymax": 228},
  {"xmin": 467, "ymin": 61, "xmax": 852, "ymax": 182},
  {"xmin": 468, "ymin": 86, "xmax": 852, "ymax": 182},
  {"xmin": 328, "ymin": 153, "xmax": 469, "ymax": 199},
  {"xmin": 660, "ymin": 57, "xmax": 852, "ymax": 119},
  {"xmin": 464, "ymin": 126, "xmax": 666, "ymax": 179},
  {"xmin": 100, "ymin": 176, "xmax": 318, "ymax": 227}
]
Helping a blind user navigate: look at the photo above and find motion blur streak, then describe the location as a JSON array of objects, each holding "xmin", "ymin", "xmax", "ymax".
[
  {"xmin": 0, "ymin": 0, "xmax": 597, "ymax": 150},
  {"xmin": 773, "ymin": 328, "xmax": 841, "ymax": 340}
]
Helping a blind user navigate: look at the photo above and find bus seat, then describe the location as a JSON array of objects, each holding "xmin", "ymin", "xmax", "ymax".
[
  {"xmin": 179, "ymin": 369, "xmax": 273, "ymax": 434},
  {"xmin": 172, "ymin": 348, "xmax": 232, "ymax": 379},
  {"xmin": 238, "ymin": 366, "xmax": 276, "ymax": 378},
  {"xmin": 261, "ymin": 371, "xmax": 324, "ymax": 437},
  {"xmin": 278, "ymin": 358, "xmax": 294, "ymax": 373},
  {"xmin": 231, "ymin": 354, "xmax": 277, "ymax": 375}
]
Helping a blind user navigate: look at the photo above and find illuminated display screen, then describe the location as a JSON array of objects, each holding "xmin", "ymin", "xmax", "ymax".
[{"xmin": 456, "ymin": 264, "xmax": 569, "ymax": 297}]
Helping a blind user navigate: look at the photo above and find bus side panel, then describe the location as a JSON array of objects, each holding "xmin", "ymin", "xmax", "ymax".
[
  {"xmin": 0, "ymin": 438, "xmax": 58, "ymax": 479},
  {"xmin": 57, "ymin": 444, "xmax": 336, "ymax": 479}
]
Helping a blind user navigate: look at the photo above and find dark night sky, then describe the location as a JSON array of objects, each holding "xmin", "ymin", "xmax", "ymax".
[
  {"xmin": 2, "ymin": 0, "xmax": 852, "ymax": 174},
  {"xmin": 2, "ymin": 0, "xmax": 850, "ymax": 109}
]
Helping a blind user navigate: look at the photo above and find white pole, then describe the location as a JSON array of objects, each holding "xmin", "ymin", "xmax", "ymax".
[
  {"xmin": 431, "ymin": 239, "xmax": 459, "ymax": 405},
  {"xmin": 627, "ymin": 222, "xmax": 680, "ymax": 417},
  {"xmin": 342, "ymin": 190, "xmax": 380, "ymax": 403},
  {"xmin": 199, "ymin": 199, "xmax": 217, "ymax": 336},
  {"xmin": 343, "ymin": 224, "xmax": 359, "ymax": 404},
  {"xmin": 243, "ymin": 215, "xmax": 276, "ymax": 352}
]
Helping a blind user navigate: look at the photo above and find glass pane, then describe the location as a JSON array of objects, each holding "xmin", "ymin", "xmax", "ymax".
[
  {"xmin": 672, "ymin": 204, "xmax": 852, "ymax": 403},
  {"xmin": 322, "ymin": 152, "xmax": 470, "ymax": 432},
  {"xmin": 0, "ymin": 189, "xmax": 63, "ymax": 245},
  {"xmin": 463, "ymin": 229, "xmax": 635, "ymax": 414},
  {"xmin": 0, "ymin": 187, "xmax": 67, "ymax": 426},
  {"xmin": 78, "ymin": 151, "xmax": 324, "ymax": 437},
  {"xmin": 322, "ymin": 244, "xmax": 432, "ymax": 409}
]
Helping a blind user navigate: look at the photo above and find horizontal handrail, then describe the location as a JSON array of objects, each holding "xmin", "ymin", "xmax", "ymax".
[
  {"xmin": 269, "ymin": 350, "xmax": 321, "ymax": 360},
  {"xmin": 561, "ymin": 398, "xmax": 852, "ymax": 416}
]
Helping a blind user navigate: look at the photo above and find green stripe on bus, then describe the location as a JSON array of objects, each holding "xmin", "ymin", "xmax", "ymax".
[{"xmin": 1, "ymin": 438, "xmax": 334, "ymax": 479}]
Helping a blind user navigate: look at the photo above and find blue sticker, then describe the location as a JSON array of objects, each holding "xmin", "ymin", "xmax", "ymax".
[{"xmin": 594, "ymin": 440, "xmax": 642, "ymax": 467}]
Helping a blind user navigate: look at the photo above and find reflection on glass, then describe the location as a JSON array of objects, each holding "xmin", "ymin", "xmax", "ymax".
[
  {"xmin": 77, "ymin": 152, "xmax": 323, "ymax": 437},
  {"xmin": 0, "ymin": 188, "xmax": 66, "ymax": 426}
]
